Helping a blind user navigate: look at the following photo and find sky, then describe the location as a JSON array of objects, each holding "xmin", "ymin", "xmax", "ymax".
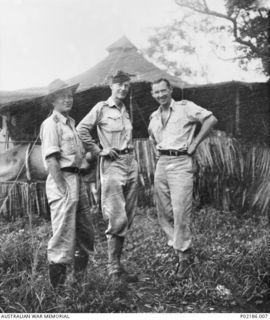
[{"xmin": 0, "ymin": 0, "xmax": 268, "ymax": 91}]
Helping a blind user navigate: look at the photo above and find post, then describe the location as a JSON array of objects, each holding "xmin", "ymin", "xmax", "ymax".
[
  {"xmin": 3, "ymin": 113, "xmax": 10, "ymax": 150},
  {"xmin": 235, "ymin": 86, "xmax": 240, "ymax": 136},
  {"xmin": 129, "ymin": 88, "xmax": 134, "ymax": 125}
]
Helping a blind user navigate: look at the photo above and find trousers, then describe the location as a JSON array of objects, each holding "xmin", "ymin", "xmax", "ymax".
[
  {"xmin": 100, "ymin": 154, "xmax": 138, "ymax": 237},
  {"xmin": 154, "ymin": 155, "xmax": 193, "ymax": 252},
  {"xmin": 46, "ymin": 171, "xmax": 94, "ymax": 264}
]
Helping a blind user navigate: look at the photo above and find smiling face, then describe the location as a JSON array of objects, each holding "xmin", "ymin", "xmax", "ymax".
[
  {"xmin": 151, "ymin": 80, "xmax": 173, "ymax": 108},
  {"xmin": 110, "ymin": 80, "xmax": 130, "ymax": 102},
  {"xmin": 51, "ymin": 89, "xmax": 74, "ymax": 115}
]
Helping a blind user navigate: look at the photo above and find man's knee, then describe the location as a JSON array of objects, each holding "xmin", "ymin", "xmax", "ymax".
[{"xmin": 107, "ymin": 215, "xmax": 128, "ymax": 237}]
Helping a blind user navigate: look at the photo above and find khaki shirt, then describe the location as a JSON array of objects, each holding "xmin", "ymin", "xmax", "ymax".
[
  {"xmin": 76, "ymin": 97, "xmax": 133, "ymax": 150},
  {"xmin": 40, "ymin": 110, "xmax": 84, "ymax": 169},
  {"xmin": 148, "ymin": 99, "xmax": 212, "ymax": 151}
]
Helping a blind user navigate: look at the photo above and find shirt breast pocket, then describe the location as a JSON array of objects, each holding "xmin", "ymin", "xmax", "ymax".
[
  {"xmin": 166, "ymin": 119, "xmax": 180, "ymax": 134},
  {"xmin": 104, "ymin": 115, "xmax": 123, "ymax": 132},
  {"xmin": 61, "ymin": 134, "xmax": 77, "ymax": 155}
]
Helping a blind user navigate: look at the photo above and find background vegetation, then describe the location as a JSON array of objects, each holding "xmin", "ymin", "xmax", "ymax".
[
  {"xmin": 146, "ymin": 0, "xmax": 269, "ymax": 83},
  {"xmin": 0, "ymin": 204, "xmax": 269, "ymax": 313},
  {"xmin": 1, "ymin": 132, "xmax": 269, "ymax": 313}
]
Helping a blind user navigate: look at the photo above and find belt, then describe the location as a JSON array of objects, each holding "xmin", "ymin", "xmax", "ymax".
[
  {"xmin": 159, "ymin": 150, "xmax": 188, "ymax": 156},
  {"xmin": 61, "ymin": 167, "xmax": 80, "ymax": 174},
  {"xmin": 116, "ymin": 148, "xmax": 132, "ymax": 155}
]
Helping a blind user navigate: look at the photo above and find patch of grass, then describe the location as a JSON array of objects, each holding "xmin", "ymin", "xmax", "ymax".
[{"xmin": 0, "ymin": 207, "xmax": 269, "ymax": 313}]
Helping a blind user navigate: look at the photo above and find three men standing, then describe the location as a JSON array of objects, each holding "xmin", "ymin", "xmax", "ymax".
[
  {"xmin": 40, "ymin": 79, "xmax": 94, "ymax": 288},
  {"xmin": 77, "ymin": 70, "xmax": 139, "ymax": 283},
  {"xmin": 148, "ymin": 78, "xmax": 217, "ymax": 277},
  {"xmin": 41, "ymin": 74, "xmax": 217, "ymax": 287}
]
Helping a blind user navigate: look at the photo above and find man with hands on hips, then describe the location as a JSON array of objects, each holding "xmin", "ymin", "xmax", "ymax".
[
  {"xmin": 148, "ymin": 78, "xmax": 217, "ymax": 278},
  {"xmin": 77, "ymin": 70, "xmax": 139, "ymax": 284}
]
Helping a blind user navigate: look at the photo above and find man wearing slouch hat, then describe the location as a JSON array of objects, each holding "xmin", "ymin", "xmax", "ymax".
[{"xmin": 40, "ymin": 79, "xmax": 95, "ymax": 288}]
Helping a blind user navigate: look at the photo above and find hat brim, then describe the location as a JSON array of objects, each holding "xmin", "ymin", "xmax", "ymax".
[{"xmin": 45, "ymin": 83, "xmax": 80, "ymax": 103}]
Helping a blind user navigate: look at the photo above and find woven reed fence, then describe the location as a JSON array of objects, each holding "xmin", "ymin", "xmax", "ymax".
[
  {"xmin": 0, "ymin": 139, "xmax": 156, "ymax": 221},
  {"xmin": 0, "ymin": 181, "xmax": 49, "ymax": 221},
  {"xmin": 0, "ymin": 134, "xmax": 270, "ymax": 221},
  {"xmin": 133, "ymin": 138, "xmax": 156, "ymax": 207}
]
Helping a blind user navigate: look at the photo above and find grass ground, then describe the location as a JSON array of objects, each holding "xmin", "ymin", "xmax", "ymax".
[{"xmin": 0, "ymin": 206, "xmax": 269, "ymax": 313}]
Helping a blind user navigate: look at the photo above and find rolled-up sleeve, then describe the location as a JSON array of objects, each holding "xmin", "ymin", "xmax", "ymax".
[
  {"xmin": 76, "ymin": 103, "xmax": 101, "ymax": 152},
  {"xmin": 40, "ymin": 120, "xmax": 60, "ymax": 159},
  {"xmin": 185, "ymin": 101, "xmax": 212, "ymax": 123}
]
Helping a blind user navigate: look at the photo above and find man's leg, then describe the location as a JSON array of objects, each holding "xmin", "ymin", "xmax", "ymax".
[
  {"xmin": 119, "ymin": 155, "xmax": 139, "ymax": 282},
  {"xmin": 100, "ymin": 158, "xmax": 127, "ymax": 281},
  {"xmin": 124, "ymin": 156, "xmax": 139, "ymax": 229},
  {"xmin": 154, "ymin": 157, "xmax": 174, "ymax": 246},
  {"xmin": 167, "ymin": 156, "xmax": 193, "ymax": 278},
  {"xmin": 168, "ymin": 156, "xmax": 193, "ymax": 252},
  {"xmin": 74, "ymin": 175, "xmax": 95, "ymax": 275},
  {"xmin": 46, "ymin": 172, "xmax": 78, "ymax": 288}
]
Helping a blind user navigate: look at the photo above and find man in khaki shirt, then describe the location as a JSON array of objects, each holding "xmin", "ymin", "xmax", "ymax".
[
  {"xmin": 148, "ymin": 78, "xmax": 217, "ymax": 278},
  {"xmin": 77, "ymin": 70, "xmax": 138, "ymax": 283},
  {"xmin": 40, "ymin": 79, "xmax": 94, "ymax": 288}
]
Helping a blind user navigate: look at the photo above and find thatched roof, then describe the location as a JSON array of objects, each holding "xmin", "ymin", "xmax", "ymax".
[
  {"xmin": 0, "ymin": 87, "xmax": 46, "ymax": 109},
  {"xmin": 0, "ymin": 36, "xmax": 188, "ymax": 111},
  {"xmin": 67, "ymin": 35, "xmax": 188, "ymax": 91}
]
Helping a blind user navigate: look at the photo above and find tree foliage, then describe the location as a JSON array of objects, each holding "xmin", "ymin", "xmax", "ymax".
[
  {"xmin": 146, "ymin": 13, "xmax": 224, "ymax": 83},
  {"xmin": 146, "ymin": 0, "xmax": 269, "ymax": 82},
  {"xmin": 175, "ymin": 0, "xmax": 269, "ymax": 74}
]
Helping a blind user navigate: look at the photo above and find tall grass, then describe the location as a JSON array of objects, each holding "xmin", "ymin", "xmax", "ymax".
[{"xmin": 1, "ymin": 209, "xmax": 269, "ymax": 312}]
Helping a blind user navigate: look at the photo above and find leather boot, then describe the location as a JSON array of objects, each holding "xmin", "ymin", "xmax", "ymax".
[
  {"xmin": 107, "ymin": 236, "xmax": 121, "ymax": 283},
  {"xmin": 49, "ymin": 263, "xmax": 67, "ymax": 289},
  {"xmin": 175, "ymin": 250, "xmax": 191, "ymax": 280},
  {"xmin": 74, "ymin": 250, "xmax": 89, "ymax": 278},
  {"xmin": 116, "ymin": 236, "xmax": 138, "ymax": 283}
]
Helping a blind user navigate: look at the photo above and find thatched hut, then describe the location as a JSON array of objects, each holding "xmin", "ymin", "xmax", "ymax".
[
  {"xmin": 0, "ymin": 35, "xmax": 269, "ymax": 146},
  {"xmin": 0, "ymin": 36, "xmax": 269, "ymax": 220},
  {"xmin": 0, "ymin": 36, "xmax": 187, "ymax": 148}
]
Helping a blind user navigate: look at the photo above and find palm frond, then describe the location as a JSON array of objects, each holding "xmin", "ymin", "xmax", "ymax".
[{"xmin": 195, "ymin": 131, "xmax": 270, "ymax": 216}]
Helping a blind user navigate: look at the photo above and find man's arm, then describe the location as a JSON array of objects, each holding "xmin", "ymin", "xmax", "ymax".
[
  {"xmin": 187, "ymin": 115, "xmax": 218, "ymax": 155},
  {"xmin": 149, "ymin": 136, "xmax": 159, "ymax": 159},
  {"xmin": 40, "ymin": 119, "xmax": 67, "ymax": 193},
  {"xmin": 77, "ymin": 103, "xmax": 126, "ymax": 161},
  {"xmin": 148, "ymin": 124, "xmax": 160, "ymax": 161},
  {"xmin": 76, "ymin": 104, "xmax": 101, "ymax": 156},
  {"xmin": 46, "ymin": 155, "xmax": 67, "ymax": 194}
]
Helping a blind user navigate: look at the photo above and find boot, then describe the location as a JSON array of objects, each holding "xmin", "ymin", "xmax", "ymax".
[
  {"xmin": 74, "ymin": 250, "xmax": 89, "ymax": 279},
  {"xmin": 107, "ymin": 235, "xmax": 122, "ymax": 282},
  {"xmin": 116, "ymin": 236, "xmax": 138, "ymax": 283},
  {"xmin": 49, "ymin": 263, "xmax": 67, "ymax": 289},
  {"xmin": 175, "ymin": 250, "xmax": 191, "ymax": 280}
]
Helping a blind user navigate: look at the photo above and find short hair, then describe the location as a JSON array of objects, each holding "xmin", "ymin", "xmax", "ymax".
[{"xmin": 151, "ymin": 78, "xmax": 172, "ymax": 90}]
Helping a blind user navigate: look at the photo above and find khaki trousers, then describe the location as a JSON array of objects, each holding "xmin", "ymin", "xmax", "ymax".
[
  {"xmin": 100, "ymin": 154, "xmax": 138, "ymax": 237},
  {"xmin": 154, "ymin": 155, "xmax": 193, "ymax": 252},
  {"xmin": 46, "ymin": 172, "xmax": 94, "ymax": 264}
]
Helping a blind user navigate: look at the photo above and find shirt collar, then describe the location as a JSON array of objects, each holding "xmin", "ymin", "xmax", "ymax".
[
  {"xmin": 157, "ymin": 98, "xmax": 176, "ymax": 114},
  {"xmin": 106, "ymin": 96, "xmax": 124, "ymax": 110},
  {"xmin": 53, "ymin": 110, "xmax": 74, "ymax": 125},
  {"xmin": 170, "ymin": 99, "xmax": 176, "ymax": 110}
]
